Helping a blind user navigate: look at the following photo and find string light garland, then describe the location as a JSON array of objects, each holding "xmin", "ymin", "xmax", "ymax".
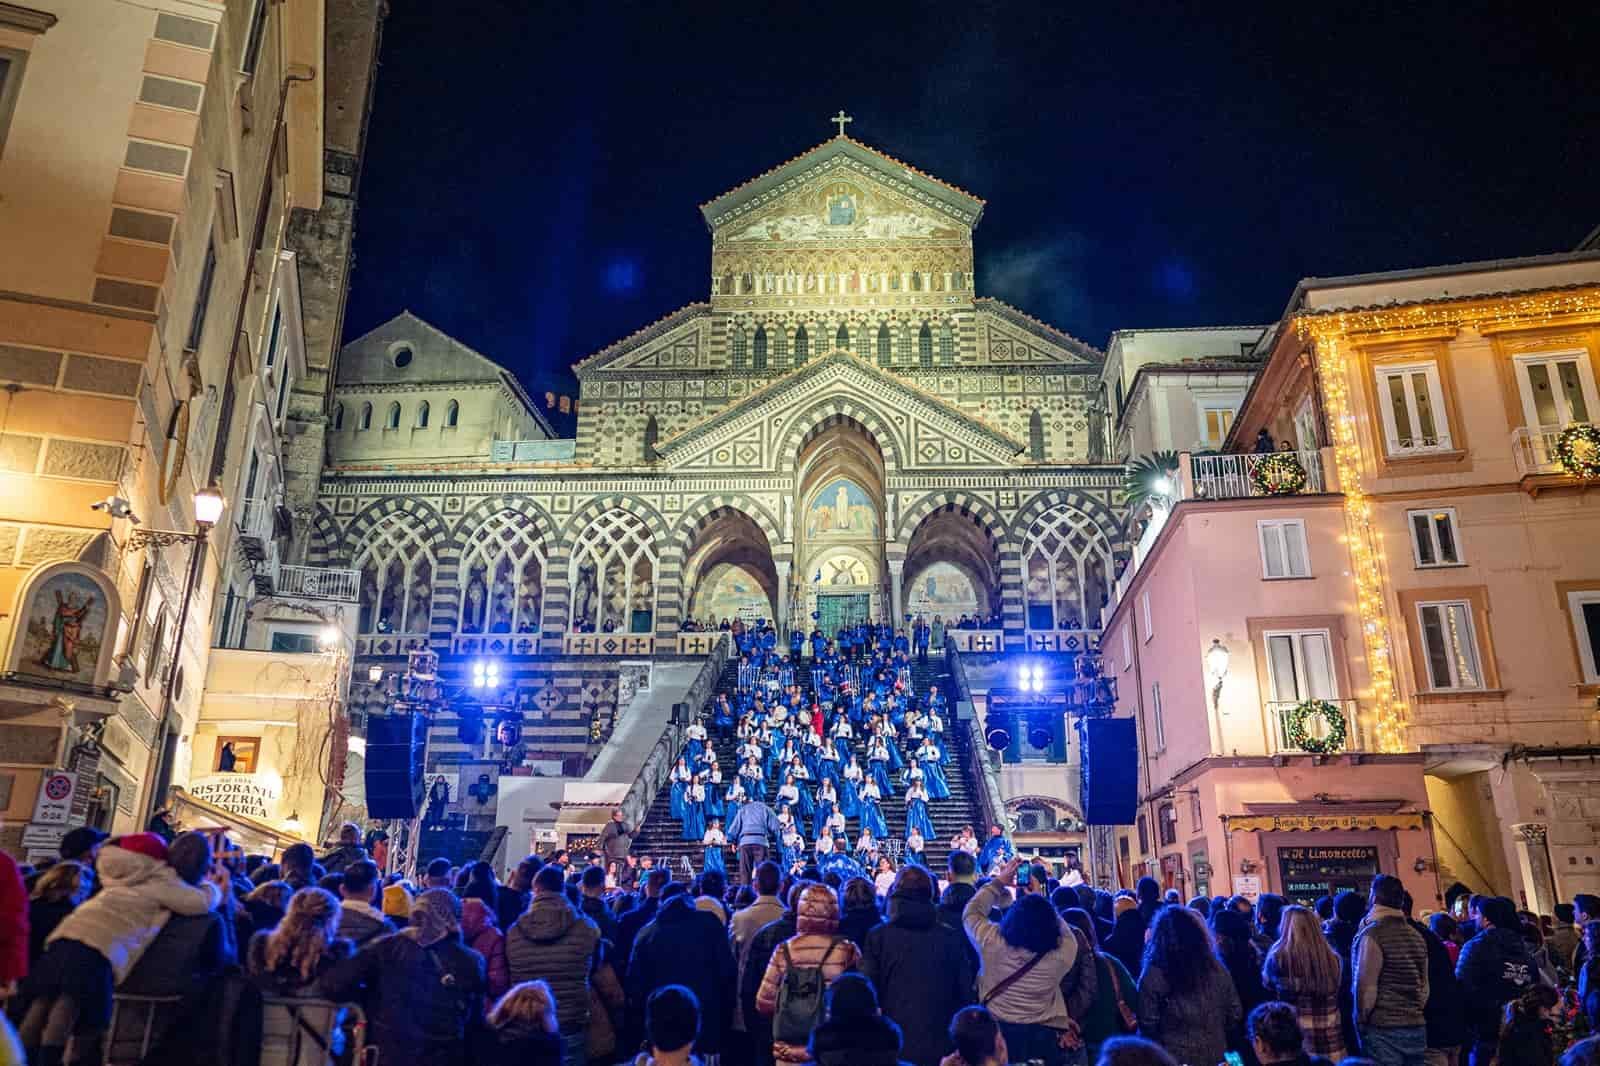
[
  {"xmin": 1555, "ymin": 424, "xmax": 1600, "ymax": 480},
  {"xmin": 1283, "ymin": 698, "xmax": 1347, "ymax": 754},
  {"xmin": 1297, "ymin": 284, "xmax": 1600, "ymax": 755},
  {"xmin": 1251, "ymin": 452, "xmax": 1309, "ymax": 495}
]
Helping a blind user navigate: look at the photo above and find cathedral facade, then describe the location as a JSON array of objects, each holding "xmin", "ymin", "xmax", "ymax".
[{"xmin": 316, "ymin": 136, "xmax": 1126, "ymax": 757}]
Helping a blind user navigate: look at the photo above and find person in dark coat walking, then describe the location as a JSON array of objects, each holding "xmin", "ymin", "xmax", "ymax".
[
  {"xmin": 861, "ymin": 865, "xmax": 976, "ymax": 1066},
  {"xmin": 626, "ymin": 885, "xmax": 736, "ymax": 1059},
  {"xmin": 320, "ymin": 888, "xmax": 487, "ymax": 1066},
  {"xmin": 614, "ymin": 867, "xmax": 668, "ymax": 982}
]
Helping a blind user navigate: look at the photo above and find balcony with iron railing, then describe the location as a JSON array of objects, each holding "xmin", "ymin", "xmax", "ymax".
[
  {"xmin": 1180, "ymin": 449, "xmax": 1332, "ymax": 501},
  {"xmin": 1266, "ymin": 698, "xmax": 1365, "ymax": 756},
  {"xmin": 276, "ymin": 564, "xmax": 360, "ymax": 603},
  {"xmin": 1511, "ymin": 422, "xmax": 1593, "ymax": 478}
]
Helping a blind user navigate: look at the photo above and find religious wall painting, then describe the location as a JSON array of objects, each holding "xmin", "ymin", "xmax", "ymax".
[
  {"xmin": 804, "ymin": 478, "xmax": 880, "ymax": 540},
  {"xmin": 693, "ymin": 563, "xmax": 773, "ymax": 624},
  {"xmin": 811, "ymin": 552, "xmax": 872, "ymax": 588},
  {"xmin": 906, "ymin": 562, "xmax": 982, "ymax": 620},
  {"xmin": 724, "ymin": 176, "xmax": 962, "ymax": 244},
  {"xmin": 6, "ymin": 562, "xmax": 120, "ymax": 686}
]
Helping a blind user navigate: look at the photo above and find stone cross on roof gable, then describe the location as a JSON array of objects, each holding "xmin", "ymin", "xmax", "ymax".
[{"xmin": 831, "ymin": 110, "xmax": 853, "ymax": 137}]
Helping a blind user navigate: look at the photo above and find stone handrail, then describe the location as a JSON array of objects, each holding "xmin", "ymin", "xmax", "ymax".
[
  {"xmin": 945, "ymin": 643, "xmax": 1009, "ymax": 835},
  {"xmin": 617, "ymin": 632, "xmax": 732, "ymax": 829}
]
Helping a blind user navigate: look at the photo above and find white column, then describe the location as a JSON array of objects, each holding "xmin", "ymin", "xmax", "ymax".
[
  {"xmin": 888, "ymin": 560, "xmax": 904, "ymax": 627},
  {"xmin": 775, "ymin": 560, "xmax": 791, "ymax": 639}
]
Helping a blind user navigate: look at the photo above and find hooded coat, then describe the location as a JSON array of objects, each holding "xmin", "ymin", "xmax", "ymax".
[
  {"xmin": 860, "ymin": 891, "xmax": 976, "ymax": 1066},
  {"xmin": 319, "ymin": 927, "xmax": 486, "ymax": 1066},
  {"xmin": 809, "ymin": 1011, "xmax": 915, "ymax": 1066},
  {"xmin": 506, "ymin": 892, "xmax": 601, "ymax": 1035},
  {"xmin": 757, "ymin": 884, "xmax": 864, "ymax": 1063},
  {"xmin": 337, "ymin": 899, "xmax": 395, "ymax": 946},
  {"xmin": 461, "ymin": 898, "xmax": 510, "ymax": 1000},
  {"xmin": 625, "ymin": 894, "xmax": 737, "ymax": 1055}
]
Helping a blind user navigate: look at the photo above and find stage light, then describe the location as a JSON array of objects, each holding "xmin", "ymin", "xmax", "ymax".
[
  {"xmin": 1014, "ymin": 662, "xmax": 1046, "ymax": 693},
  {"xmin": 985, "ymin": 719, "xmax": 1012, "ymax": 750},
  {"xmin": 1027, "ymin": 719, "xmax": 1052, "ymax": 749},
  {"xmin": 472, "ymin": 659, "xmax": 501, "ymax": 689}
]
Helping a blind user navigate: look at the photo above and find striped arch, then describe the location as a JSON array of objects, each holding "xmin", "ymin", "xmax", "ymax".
[
  {"xmin": 305, "ymin": 505, "xmax": 343, "ymax": 567},
  {"xmin": 895, "ymin": 490, "xmax": 1010, "ymax": 547},
  {"xmin": 444, "ymin": 496, "xmax": 560, "ymax": 641},
  {"xmin": 343, "ymin": 497, "xmax": 449, "ymax": 557},
  {"xmin": 545, "ymin": 495, "xmax": 673, "ymax": 642},
  {"xmin": 1008, "ymin": 488, "xmax": 1126, "ymax": 553},
  {"xmin": 450, "ymin": 494, "xmax": 558, "ymax": 547},
  {"xmin": 773, "ymin": 394, "xmax": 906, "ymax": 475},
  {"xmin": 673, "ymin": 494, "xmax": 783, "ymax": 558},
  {"xmin": 1004, "ymin": 794, "xmax": 1088, "ymax": 824},
  {"xmin": 556, "ymin": 493, "xmax": 672, "ymax": 550}
]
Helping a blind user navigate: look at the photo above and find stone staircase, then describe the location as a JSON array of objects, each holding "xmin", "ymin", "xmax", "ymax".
[{"xmin": 631, "ymin": 657, "xmax": 983, "ymax": 883}]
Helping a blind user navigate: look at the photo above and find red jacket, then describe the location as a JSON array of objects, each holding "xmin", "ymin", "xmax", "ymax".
[{"xmin": 0, "ymin": 848, "xmax": 28, "ymax": 985}]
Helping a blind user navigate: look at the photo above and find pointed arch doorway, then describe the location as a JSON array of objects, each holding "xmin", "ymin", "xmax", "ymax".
[{"xmin": 793, "ymin": 414, "xmax": 887, "ymax": 630}]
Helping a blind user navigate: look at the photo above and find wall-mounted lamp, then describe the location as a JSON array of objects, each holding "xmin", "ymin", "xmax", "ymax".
[
  {"xmin": 1205, "ymin": 638, "xmax": 1231, "ymax": 711},
  {"xmin": 1413, "ymin": 856, "xmax": 1436, "ymax": 875}
]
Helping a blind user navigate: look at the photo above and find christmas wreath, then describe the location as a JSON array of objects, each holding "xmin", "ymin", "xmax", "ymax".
[
  {"xmin": 1250, "ymin": 451, "xmax": 1308, "ymax": 496},
  {"xmin": 1555, "ymin": 423, "xmax": 1600, "ymax": 480},
  {"xmin": 1283, "ymin": 698, "xmax": 1347, "ymax": 754}
]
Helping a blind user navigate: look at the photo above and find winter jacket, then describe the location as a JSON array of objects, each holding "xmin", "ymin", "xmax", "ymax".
[
  {"xmin": 809, "ymin": 1012, "xmax": 915, "ymax": 1066},
  {"xmin": 860, "ymin": 893, "xmax": 976, "ymax": 1066},
  {"xmin": 494, "ymin": 883, "xmax": 529, "ymax": 933},
  {"xmin": 506, "ymin": 892, "xmax": 601, "ymax": 1035},
  {"xmin": 485, "ymin": 1021, "xmax": 564, "ymax": 1066},
  {"xmin": 838, "ymin": 903, "xmax": 883, "ymax": 950},
  {"xmin": 580, "ymin": 891, "xmax": 619, "ymax": 951},
  {"xmin": 122, "ymin": 909, "xmax": 233, "ymax": 995},
  {"xmin": 613, "ymin": 895, "xmax": 659, "ymax": 982},
  {"xmin": 1456, "ymin": 926, "xmax": 1538, "ymax": 1045},
  {"xmin": 317, "ymin": 843, "xmax": 368, "ymax": 875},
  {"xmin": 733, "ymin": 893, "xmax": 787, "ymax": 1031},
  {"xmin": 1495, "ymin": 1015, "xmax": 1556, "ymax": 1066},
  {"xmin": 1411, "ymin": 918, "xmax": 1468, "ymax": 1050},
  {"xmin": 1077, "ymin": 951, "xmax": 1138, "ymax": 1062},
  {"xmin": 1582, "ymin": 958, "xmax": 1600, "ymax": 1033},
  {"xmin": 757, "ymin": 885, "xmax": 864, "ymax": 1063},
  {"xmin": 26, "ymin": 898, "xmax": 73, "ymax": 968},
  {"xmin": 627, "ymin": 895, "xmax": 737, "ymax": 1055},
  {"xmin": 1136, "ymin": 960, "xmax": 1242, "ymax": 1066},
  {"xmin": 587, "ymin": 958, "xmax": 625, "ymax": 1061},
  {"xmin": 461, "ymin": 898, "xmax": 510, "ymax": 1000},
  {"xmin": 0, "ymin": 850, "xmax": 26, "ymax": 986},
  {"xmin": 962, "ymin": 880, "xmax": 1076, "ymax": 1030},
  {"xmin": 1105, "ymin": 907, "xmax": 1147, "ymax": 979},
  {"xmin": 599, "ymin": 819, "xmax": 633, "ymax": 863},
  {"xmin": 243, "ymin": 928, "xmax": 354, "ymax": 996},
  {"xmin": 742, "ymin": 909, "xmax": 798, "ymax": 1064},
  {"xmin": 46, "ymin": 844, "xmax": 220, "ymax": 981},
  {"xmin": 337, "ymin": 899, "xmax": 396, "ymax": 946},
  {"xmin": 1353, "ymin": 905, "xmax": 1428, "ymax": 1030},
  {"xmin": 320, "ymin": 929, "xmax": 487, "ymax": 1066}
]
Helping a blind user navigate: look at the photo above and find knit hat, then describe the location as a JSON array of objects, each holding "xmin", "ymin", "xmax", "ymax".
[
  {"xmin": 825, "ymin": 973, "xmax": 879, "ymax": 1021},
  {"xmin": 1112, "ymin": 895, "xmax": 1138, "ymax": 916},
  {"xmin": 382, "ymin": 881, "xmax": 414, "ymax": 918},
  {"xmin": 111, "ymin": 832, "xmax": 169, "ymax": 864}
]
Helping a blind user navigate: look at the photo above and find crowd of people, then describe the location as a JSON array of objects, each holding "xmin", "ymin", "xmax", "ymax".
[
  {"xmin": 666, "ymin": 617, "xmax": 963, "ymax": 882},
  {"xmin": 5, "ymin": 817, "xmax": 1600, "ymax": 1066}
]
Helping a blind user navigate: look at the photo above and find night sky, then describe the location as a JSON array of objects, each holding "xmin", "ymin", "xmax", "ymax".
[{"xmin": 344, "ymin": 1, "xmax": 1598, "ymax": 422}]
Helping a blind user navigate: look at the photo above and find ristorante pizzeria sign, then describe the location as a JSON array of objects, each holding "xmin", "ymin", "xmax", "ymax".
[{"xmin": 188, "ymin": 774, "xmax": 281, "ymax": 820}]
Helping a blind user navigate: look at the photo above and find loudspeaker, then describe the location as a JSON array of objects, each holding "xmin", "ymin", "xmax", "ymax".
[
  {"xmin": 1080, "ymin": 718, "xmax": 1138, "ymax": 825},
  {"xmin": 671, "ymin": 702, "xmax": 689, "ymax": 726},
  {"xmin": 364, "ymin": 712, "xmax": 426, "ymax": 819}
]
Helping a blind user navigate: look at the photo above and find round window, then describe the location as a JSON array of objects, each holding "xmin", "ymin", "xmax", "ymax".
[{"xmin": 392, "ymin": 345, "xmax": 414, "ymax": 368}]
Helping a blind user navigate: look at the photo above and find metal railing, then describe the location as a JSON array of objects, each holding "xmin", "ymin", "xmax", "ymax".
[
  {"xmin": 236, "ymin": 496, "xmax": 275, "ymax": 542},
  {"xmin": 1511, "ymin": 423, "xmax": 1586, "ymax": 477},
  {"xmin": 944, "ymin": 629, "xmax": 1005, "ymax": 653},
  {"xmin": 947, "ymin": 643, "xmax": 1008, "ymax": 835},
  {"xmin": 277, "ymin": 564, "xmax": 360, "ymax": 602},
  {"xmin": 1185, "ymin": 450, "xmax": 1326, "ymax": 500},
  {"xmin": 1267, "ymin": 697, "xmax": 1364, "ymax": 755}
]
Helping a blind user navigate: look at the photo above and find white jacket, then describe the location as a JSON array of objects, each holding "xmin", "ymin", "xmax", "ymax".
[{"xmin": 48, "ymin": 845, "xmax": 221, "ymax": 982}]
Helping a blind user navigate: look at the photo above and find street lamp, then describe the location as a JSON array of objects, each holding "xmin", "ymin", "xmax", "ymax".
[
  {"xmin": 127, "ymin": 482, "xmax": 225, "ymax": 822},
  {"xmin": 1205, "ymin": 638, "xmax": 1231, "ymax": 711}
]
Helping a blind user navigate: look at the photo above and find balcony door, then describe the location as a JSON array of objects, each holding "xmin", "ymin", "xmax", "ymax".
[{"xmin": 1514, "ymin": 351, "xmax": 1597, "ymax": 432}]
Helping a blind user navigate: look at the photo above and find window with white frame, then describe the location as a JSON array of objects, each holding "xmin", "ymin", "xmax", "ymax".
[
  {"xmin": 1264, "ymin": 629, "xmax": 1338, "ymax": 704},
  {"xmin": 1121, "ymin": 625, "xmax": 1132, "ymax": 670},
  {"xmin": 1408, "ymin": 508, "xmax": 1462, "ymax": 568},
  {"xmin": 1258, "ymin": 519, "xmax": 1311, "ymax": 579},
  {"xmin": 1140, "ymin": 591, "xmax": 1152, "ymax": 641},
  {"xmin": 1149, "ymin": 681, "xmax": 1166, "ymax": 751},
  {"xmin": 1200, "ymin": 405, "xmax": 1236, "ymax": 447},
  {"xmin": 1566, "ymin": 590, "xmax": 1600, "ymax": 684},
  {"xmin": 1513, "ymin": 351, "xmax": 1598, "ymax": 431},
  {"xmin": 1416, "ymin": 600, "xmax": 1484, "ymax": 691},
  {"xmin": 1375, "ymin": 362, "xmax": 1451, "ymax": 454}
]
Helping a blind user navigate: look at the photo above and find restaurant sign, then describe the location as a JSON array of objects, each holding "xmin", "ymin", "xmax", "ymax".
[
  {"xmin": 1223, "ymin": 813, "xmax": 1425, "ymax": 833},
  {"xmin": 188, "ymin": 774, "xmax": 282, "ymax": 821}
]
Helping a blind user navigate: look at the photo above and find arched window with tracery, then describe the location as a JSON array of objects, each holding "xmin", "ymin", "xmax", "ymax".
[
  {"xmin": 731, "ymin": 326, "xmax": 748, "ymax": 369},
  {"xmin": 1029, "ymin": 410, "xmax": 1046, "ymax": 460},
  {"xmin": 876, "ymin": 323, "xmax": 892, "ymax": 367},
  {"xmin": 919, "ymin": 324, "xmax": 934, "ymax": 368},
  {"xmin": 836, "ymin": 323, "xmax": 850, "ymax": 352},
  {"xmin": 794, "ymin": 326, "xmax": 809, "ymax": 366},
  {"xmin": 752, "ymin": 327, "xmax": 768, "ymax": 370},
  {"xmin": 570, "ymin": 509, "xmax": 656, "ymax": 634},
  {"xmin": 458, "ymin": 510, "xmax": 544, "ymax": 636},
  {"xmin": 939, "ymin": 323, "xmax": 956, "ymax": 365},
  {"xmin": 1022, "ymin": 505, "xmax": 1113, "ymax": 632},
  {"xmin": 355, "ymin": 511, "xmax": 436, "ymax": 635}
]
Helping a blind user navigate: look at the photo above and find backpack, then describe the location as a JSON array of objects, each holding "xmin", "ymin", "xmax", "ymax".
[{"xmin": 773, "ymin": 938, "xmax": 844, "ymax": 1045}]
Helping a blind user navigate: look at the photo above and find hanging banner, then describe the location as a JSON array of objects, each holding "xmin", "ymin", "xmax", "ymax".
[{"xmin": 1223, "ymin": 813, "xmax": 1425, "ymax": 833}]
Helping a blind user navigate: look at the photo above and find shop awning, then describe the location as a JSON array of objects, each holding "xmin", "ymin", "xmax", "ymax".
[{"xmin": 1224, "ymin": 813, "xmax": 1426, "ymax": 833}]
